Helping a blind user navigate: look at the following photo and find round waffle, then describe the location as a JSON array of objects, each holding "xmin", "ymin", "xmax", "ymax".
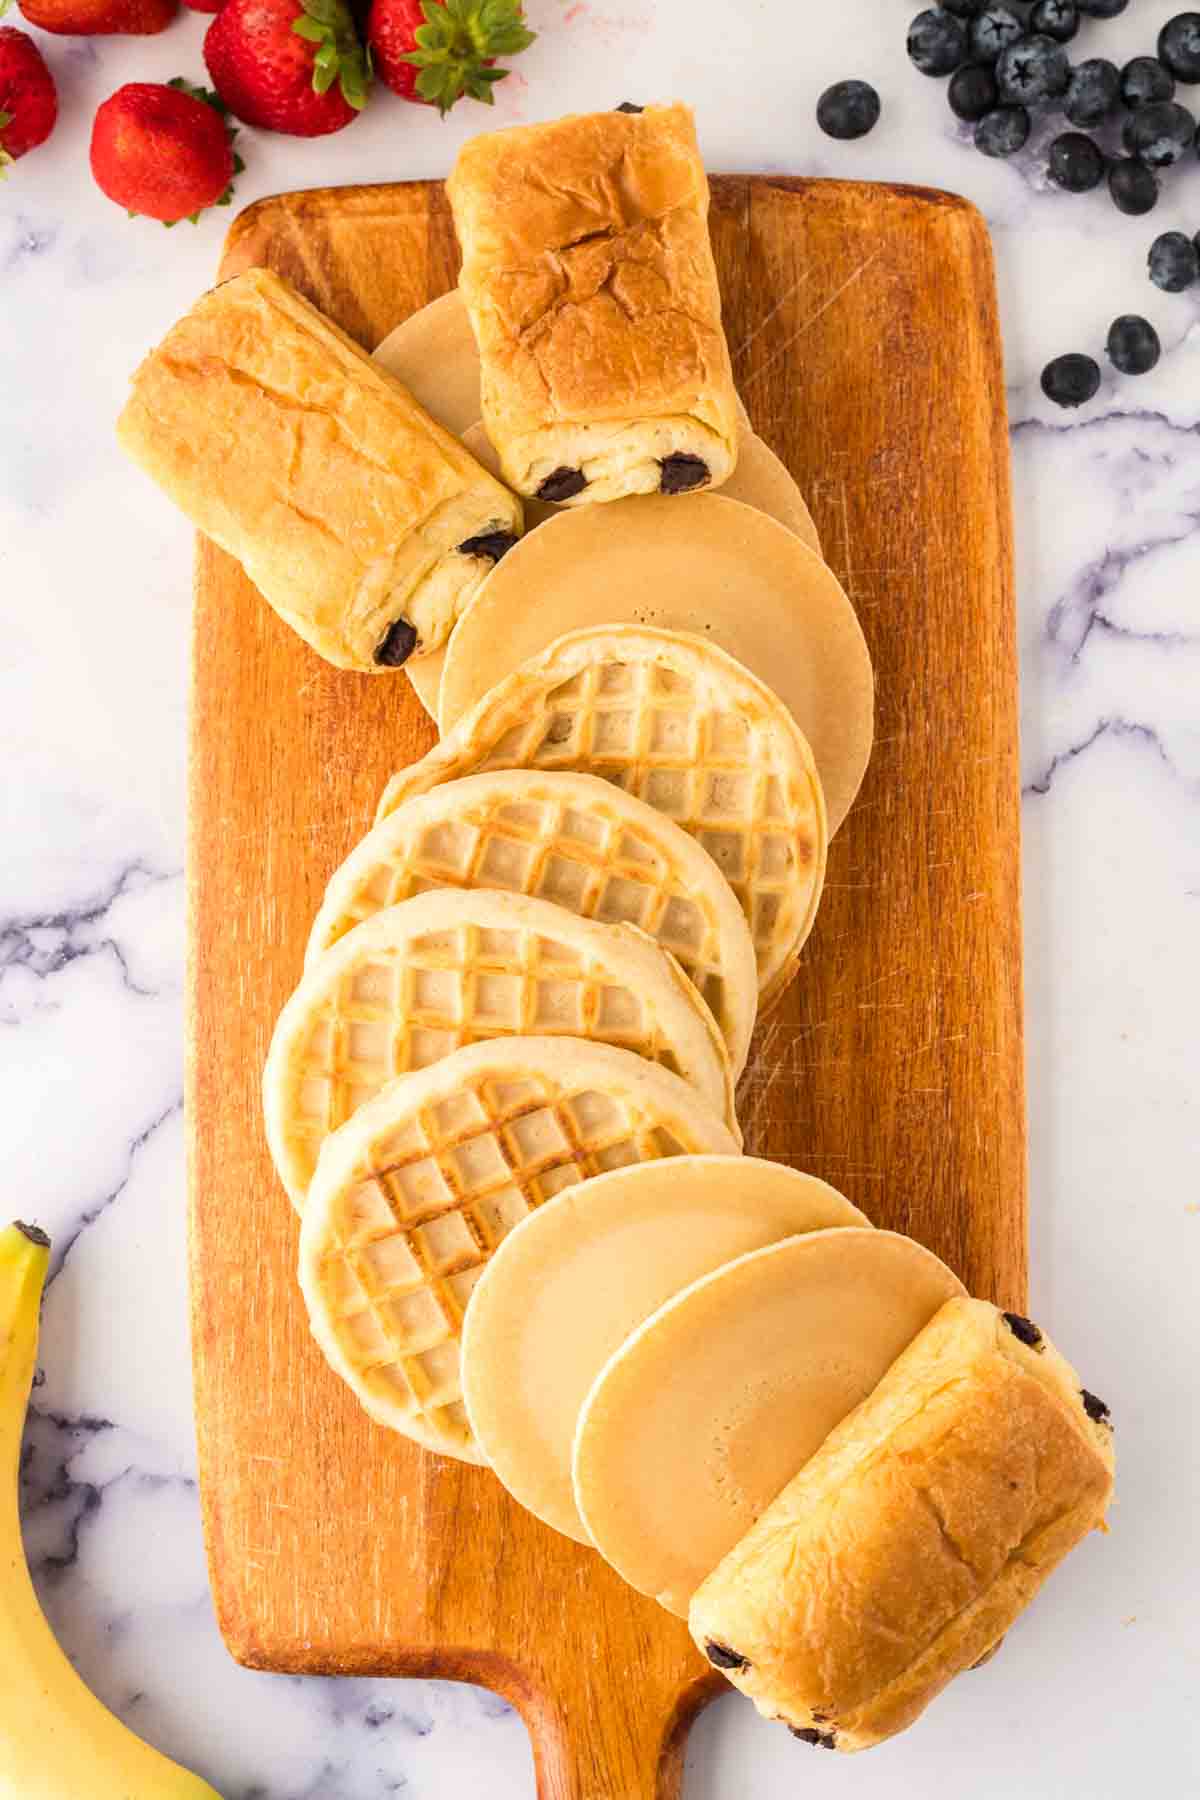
[
  {"xmin": 307, "ymin": 770, "xmax": 758, "ymax": 1076},
  {"xmin": 265, "ymin": 887, "xmax": 739, "ymax": 1210},
  {"xmin": 436, "ymin": 495, "xmax": 870, "ymax": 834},
  {"xmin": 572, "ymin": 1229, "xmax": 965, "ymax": 1617},
  {"xmin": 298, "ymin": 1036, "xmax": 740, "ymax": 1462},
  {"xmin": 376, "ymin": 627, "xmax": 828, "ymax": 1011},
  {"xmin": 460, "ymin": 1156, "xmax": 870, "ymax": 1542}
]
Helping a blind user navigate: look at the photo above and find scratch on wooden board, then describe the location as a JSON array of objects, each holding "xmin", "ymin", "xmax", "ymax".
[
  {"xmin": 728, "ymin": 268, "xmax": 816, "ymax": 368},
  {"xmin": 740, "ymin": 254, "xmax": 882, "ymax": 393}
]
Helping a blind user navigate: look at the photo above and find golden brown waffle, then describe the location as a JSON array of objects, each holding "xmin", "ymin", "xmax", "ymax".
[
  {"xmin": 376, "ymin": 627, "xmax": 828, "ymax": 1010},
  {"xmin": 265, "ymin": 887, "xmax": 738, "ymax": 1210},
  {"xmin": 307, "ymin": 769, "xmax": 758, "ymax": 1076},
  {"xmin": 298, "ymin": 1037, "xmax": 740, "ymax": 1462}
]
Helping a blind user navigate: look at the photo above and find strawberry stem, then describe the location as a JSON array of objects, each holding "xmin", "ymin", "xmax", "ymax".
[
  {"xmin": 401, "ymin": 0, "xmax": 536, "ymax": 115},
  {"xmin": 292, "ymin": 0, "xmax": 371, "ymax": 110}
]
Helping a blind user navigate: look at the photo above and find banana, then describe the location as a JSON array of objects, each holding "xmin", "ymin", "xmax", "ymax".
[{"xmin": 0, "ymin": 1220, "xmax": 222, "ymax": 1800}]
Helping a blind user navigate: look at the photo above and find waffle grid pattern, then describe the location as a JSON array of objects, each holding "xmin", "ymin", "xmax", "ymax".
[
  {"xmin": 315, "ymin": 781, "xmax": 732, "ymax": 1028},
  {"xmin": 290, "ymin": 921, "xmax": 691, "ymax": 1190},
  {"xmin": 380, "ymin": 648, "xmax": 823, "ymax": 995},
  {"xmin": 314, "ymin": 1070, "xmax": 689, "ymax": 1453}
]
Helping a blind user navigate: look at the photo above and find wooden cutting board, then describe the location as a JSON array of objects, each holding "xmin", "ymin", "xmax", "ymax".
[{"xmin": 188, "ymin": 176, "xmax": 1025, "ymax": 1799}]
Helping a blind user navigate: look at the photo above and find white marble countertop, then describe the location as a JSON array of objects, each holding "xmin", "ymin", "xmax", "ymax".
[{"xmin": 3, "ymin": 0, "xmax": 1198, "ymax": 1793}]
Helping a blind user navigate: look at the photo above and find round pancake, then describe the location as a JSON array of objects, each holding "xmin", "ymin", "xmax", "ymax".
[
  {"xmin": 438, "ymin": 495, "xmax": 872, "ymax": 834},
  {"xmin": 299, "ymin": 1037, "xmax": 740, "ymax": 1462},
  {"xmin": 265, "ymin": 887, "xmax": 739, "ymax": 1210},
  {"xmin": 306, "ymin": 769, "xmax": 759, "ymax": 1077},
  {"xmin": 461, "ymin": 420, "xmax": 821, "ymax": 556},
  {"xmin": 572, "ymin": 1229, "xmax": 965, "ymax": 1616},
  {"xmin": 460, "ymin": 1157, "xmax": 870, "ymax": 1541},
  {"xmin": 373, "ymin": 292, "xmax": 482, "ymax": 437},
  {"xmin": 375, "ymin": 626, "xmax": 828, "ymax": 1012}
]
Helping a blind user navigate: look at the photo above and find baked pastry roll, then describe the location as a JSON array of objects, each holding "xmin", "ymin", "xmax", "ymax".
[
  {"xmin": 117, "ymin": 268, "xmax": 523, "ymax": 671},
  {"xmin": 446, "ymin": 104, "xmax": 740, "ymax": 506},
  {"xmin": 689, "ymin": 1298, "xmax": 1115, "ymax": 1753}
]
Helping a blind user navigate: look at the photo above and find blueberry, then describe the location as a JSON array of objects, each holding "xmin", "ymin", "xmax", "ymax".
[
  {"xmin": 1107, "ymin": 314, "xmax": 1161, "ymax": 375},
  {"xmin": 1107, "ymin": 157, "xmax": 1159, "ymax": 214},
  {"xmin": 1048, "ymin": 131, "xmax": 1106, "ymax": 190},
  {"xmin": 975, "ymin": 104, "xmax": 1031, "ymax": 155},
  {"xmin": 1077, "ymin": 0, "xmax": 1128, "ymax": 14},
  {"xmin": 1031, "ymin": 0, "xmax": 1078, "ymax": 43},
  {"xmin": 1126, "ymin": 99, "xmax": 1196, "ymax": 167},
  {"xmin": 1148, "ymin": 230, "xmax": 1199, "ymax": 290},
  {"xmin": 941, "ymin": 0, "xmax": 985, "ymax": 13},
  {"xmin": 949, "ymin": 61, "xmax": 999, "ymax": 119},
  {"xmin": 997, "ymin": 35, "xmax": 1071, "ymax": 105},
  {"xmin": 817, "ymin": 79, "xmax": 882, "ymax": 139},
  {"xmin": 1041, "ymin": 353, "xmax": 1102, "ymax": 407},
  {"xmin": 970, "ymin": 6, "xmax": 1025, "ymax": 63},
  {"xmin": 1159, "ymin": 14, "xmax": 1200, "ymax": 83},
  {"xmin": 1120, "ymin": 57, "xmax": 1175, "ymax": 109},
  {"xmin": 908, "ymin": 8, "xmax": 969, "ymax": 76},
  {"xmin": 1065, "ymin": 58, "xmax": 1121, "ymax": 127}
]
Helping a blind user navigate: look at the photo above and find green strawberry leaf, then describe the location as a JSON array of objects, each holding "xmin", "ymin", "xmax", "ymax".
[
  {"xmin": 293, "ymin": 0, "xmax": 371, "ymax": 111},
  {"xmin": 400, "ymin": 0, "xmax": 534, "ymax": 115},
  {"xmin": 168, "ymin": 75, "xmax": 231, "ymax": 116}
]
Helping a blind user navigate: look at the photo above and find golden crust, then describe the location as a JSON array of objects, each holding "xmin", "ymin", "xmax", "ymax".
[
  {"xmin": 688, "ymin": 1297, "xmax": 1115, "ymax": 1753},
  {"xmin": 116, "ymin": 268, "xmax": 522, "ymax": 670},
  {"xmin": 447, "ymin": 105, "xmax": 740, "ymax": 503}
]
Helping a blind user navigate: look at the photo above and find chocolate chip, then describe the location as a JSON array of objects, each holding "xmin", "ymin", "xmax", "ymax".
[
  {"xmin": 659, "ymin": 453, "xmax": 710, "ymax": 494},
  {"xmin": 374, "ymin": 617, "xmax": 419, "ymax": 667},
  {"xmin": 1081, "ymin": 1389, "xmax": 1111, "ymax": 1425},
  {"xmin": 537, "ymin": 467, "xmax": 588, "ymax": 503},
  {"xmin": 789, "ymin": 1728, "xmax": 837, "ymax": 1749},
  {"xmin": 457, "ymin": 530, "xmax": 518, "ymax": 563},
  {"xmin": 615, "ymin": 101, "xmax": 644, "ymax": 113},
  {"xmin": 703, "ymin": 1641, "xmax": 749, "ymax": 1672},
  {"xmin": 1002, "ymin": 1311, "xmax": 1044, "ymax": 1349}
]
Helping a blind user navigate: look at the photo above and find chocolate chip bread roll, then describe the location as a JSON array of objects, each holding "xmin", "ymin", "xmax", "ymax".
[
  {"xmin": 446, "ymin": 104, "xmax": 740, "ymax": 506},
  {"xmin": 689, "ymin": 1298, "xmax": 1115, "ymax": 1753},
  {"xmin": 117, "ymin": 268, "xmax": 523, "ymax": 671}
]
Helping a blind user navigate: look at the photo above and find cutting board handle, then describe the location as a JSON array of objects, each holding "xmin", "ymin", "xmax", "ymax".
[{"xmin": 513, "ymin": 1667, "xmax": 721, "ymax": 1800}]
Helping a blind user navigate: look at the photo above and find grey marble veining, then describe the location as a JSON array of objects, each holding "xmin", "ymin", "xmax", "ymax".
[{"xmin": 3, "ymin": 1, "xmax": 1198, "ymax": 1794}]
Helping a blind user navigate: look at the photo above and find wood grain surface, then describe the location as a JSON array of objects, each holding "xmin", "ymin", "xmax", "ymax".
[{"xmin": 189, "ymin": 176, "xmax": 1025, "ymax": 1798}]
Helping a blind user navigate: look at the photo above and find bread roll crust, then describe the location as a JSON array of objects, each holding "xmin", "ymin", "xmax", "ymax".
[
  {"xmin": 117, "ymin": 268, "xmax": 522, "ymax": 670},
  {"xmin": 446, "ymin": 105, "xmax": 740, "ymax": 504},
  {"xmin": 688, "ymin": 1298, "xmax": 1114, "ymax": 1752}
]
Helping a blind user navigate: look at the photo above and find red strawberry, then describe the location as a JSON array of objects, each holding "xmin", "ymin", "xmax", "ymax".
[
  {"xmin": 368, "ymin": 0, "xmax": 534, "ymax": 111},
  {"xmin": 182, "ymin": 0, "xmax": 224, "ymax": 12},
  {"xmin": 18, "ymin": 0, "xmax": 176, "ymax": 35},
  {"xmin": 0, "ymin": 27, "xmax": 57, "ymax": 167},
  {"xmin": 204, "ymin": 0, "xmax": 368, "ymax": 137},
  {"xmin": 90, "ymin": 78, "xmax": 242, "ymax": 223}
]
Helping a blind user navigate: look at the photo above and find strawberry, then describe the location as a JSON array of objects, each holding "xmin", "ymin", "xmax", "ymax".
[
  {"xmin": 90, "ymin": 78, "xmax": 242, "ymax": 223},
  {"xmin": 368, "ymin": 0, "xmax": 534, "ymax": 111},
  {"xmin": 205, "ymin": 0, "xmax": 368, "ymax": 136},
  {"xmin": 182, "ymin": 0, "xmax": 224, "ymax": 12},
  {"xmin": 0, "ymin": 26, "xmax": 57, "ymax": 167},
  {"xmin": 18, "ymin": 0, "xmax": 176, "ymax": 34}
]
